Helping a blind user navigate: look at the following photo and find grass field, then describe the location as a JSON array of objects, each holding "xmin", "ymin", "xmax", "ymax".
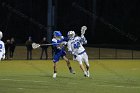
[{"xmin": 0, "ymin": 60, "xmax": 140, "ymax": 93}]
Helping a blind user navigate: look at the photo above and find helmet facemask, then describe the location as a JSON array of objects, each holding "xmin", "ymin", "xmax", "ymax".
[{"xmin": 67, "ymin": 31, "xmax": 75, "ymax": 40}]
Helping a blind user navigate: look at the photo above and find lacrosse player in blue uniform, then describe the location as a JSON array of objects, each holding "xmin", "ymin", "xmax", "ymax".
[
  {"xmin": 0, "ymin": 31, "xmax": 5, "ymax": 61},
  {"xmin": 52, "ymin": 31, "xmax": 75, "ymax": 78},
  {"xmin": 67, "ymin": 26, "xmax": 90, "ymax": 77}
]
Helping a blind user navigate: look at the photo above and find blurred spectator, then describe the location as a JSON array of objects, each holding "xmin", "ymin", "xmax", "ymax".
[
  {"xmin": 9, "ymin": 37, "xmax": 16, "ymax": 59},
  {"xmin": 40, "ymin": 37, "xmax": 49, "ymax": 60},
  {"xmin": 25, "ymin": 36, "xmax": 33, "ymax": 60},
  {"xmin": 5, "ymin": 39, "xmax": 10, "ymax": 60}
]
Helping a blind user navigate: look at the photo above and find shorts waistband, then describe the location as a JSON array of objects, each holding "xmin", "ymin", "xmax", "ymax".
[{"xmin": 78, "ymin": 50, "xmax": 86, "ymax": 55}]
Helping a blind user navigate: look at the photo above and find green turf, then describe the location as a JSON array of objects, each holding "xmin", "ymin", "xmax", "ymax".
[{"xmin": 0, "ymin": 60, "xmax": 140, "ymax": 93}]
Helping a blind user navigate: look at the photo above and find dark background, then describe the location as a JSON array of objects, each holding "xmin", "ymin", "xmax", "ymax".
[{"xmin": 0, "ymin": 0, "xmax": 140, "ymax": 47}]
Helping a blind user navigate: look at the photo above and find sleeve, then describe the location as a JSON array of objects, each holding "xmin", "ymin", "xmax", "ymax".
[
  {"xmin": 52, "ymin": 38, "xmax": 61, "ymax": 50},
  {"xmin": 52, "ymin": 38, "xmax": 58, "ymax": 47}
]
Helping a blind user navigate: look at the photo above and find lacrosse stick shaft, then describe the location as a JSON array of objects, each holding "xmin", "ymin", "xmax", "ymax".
[{"xmin": 41, "ymin": 43, "xmax": 61, "ymax": 46}]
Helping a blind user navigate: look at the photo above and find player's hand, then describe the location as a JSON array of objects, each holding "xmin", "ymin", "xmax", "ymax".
[
  {"xmin": 61, "ymin": 41, "xmax": 67, "ymax": 45},
  {"xmin": 57, "ymin": 46, "xmax": 61, "ymax": 50}
]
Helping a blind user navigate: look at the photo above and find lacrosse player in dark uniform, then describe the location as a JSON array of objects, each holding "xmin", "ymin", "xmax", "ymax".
[{"xmin": 52, "ymin": 31, "xmax": 75, "ymax": 78}]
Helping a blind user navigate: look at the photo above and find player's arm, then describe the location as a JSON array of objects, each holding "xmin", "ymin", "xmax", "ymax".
[
  {"xmin": 80, "ymin": 35, "xmax": 87, "ymax": 45},
  {"xmin": 52, "ymin": 38, "xmax": 67, "ymax": 50},
  {"xmin": 60, "ymin": 36, "xmax": 67, "ymax": 46},
  {"xmin": 52, "ymin": 38, "xmax": 61, "ymax": 49}
]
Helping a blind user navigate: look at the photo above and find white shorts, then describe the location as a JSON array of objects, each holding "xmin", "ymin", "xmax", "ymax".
[
  {"xmin": 74, "ymin": 52, "xmax": 89, "ymax": 66},
  {"xmin": 0, "ymin": 55, "xmax": 2, "ymax": 61}
]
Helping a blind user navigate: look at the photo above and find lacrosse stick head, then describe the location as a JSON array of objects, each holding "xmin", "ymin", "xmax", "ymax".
[
  {"xmin": 32, "ymin": 43, "xmax": 40, "ymax": 49},
  {"xmin": 0, "ymin": 31, "xmax": 3, "ymax": 40},
  {"xmin": 81, "ymin": 26, "xmax": 87, "ymax": 35}
]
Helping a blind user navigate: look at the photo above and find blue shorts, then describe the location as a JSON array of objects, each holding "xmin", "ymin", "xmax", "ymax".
[{"xmin": 53, "ymin": 50, "xmax": 66, "ymax": 63}]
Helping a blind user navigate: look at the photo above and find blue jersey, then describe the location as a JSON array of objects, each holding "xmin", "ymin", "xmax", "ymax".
[{"xmin": 52, "ymin": 36, "xmax": 67, "ymax": 62}]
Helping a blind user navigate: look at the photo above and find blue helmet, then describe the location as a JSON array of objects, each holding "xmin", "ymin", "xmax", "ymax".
[{"xmin": 53, "ymin": 31, "xmax": 62, "ymax": 37}]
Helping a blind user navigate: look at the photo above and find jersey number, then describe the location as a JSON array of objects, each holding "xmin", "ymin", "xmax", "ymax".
[{"xmin": 74, "ymin": 42, "xmax": 80, "ymax": 49}]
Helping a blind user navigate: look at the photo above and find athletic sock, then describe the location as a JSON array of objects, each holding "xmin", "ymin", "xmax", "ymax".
[{"xmin": 87, "ymin": 71, "xmax": 90, "ymax": 77}]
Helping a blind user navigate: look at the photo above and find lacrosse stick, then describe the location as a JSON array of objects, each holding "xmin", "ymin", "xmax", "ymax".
[
  {"xmin": 32, "ymin": 43, "xmax": 55, "ymax": 49},
  {"xmin": 81, "ymin": 26, "xmax": 87, "ymax": 36},
  {"xmin": 32, "ymin": 42, "xmax": 67, "ymax": 49}
]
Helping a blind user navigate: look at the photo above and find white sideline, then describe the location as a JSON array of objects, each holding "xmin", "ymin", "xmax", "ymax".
[{"xmin": 0, "ymin": 78, "xmax": 140, "ymax": 89}]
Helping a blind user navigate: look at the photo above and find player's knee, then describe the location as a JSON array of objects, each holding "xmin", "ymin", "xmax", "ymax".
[
  {"xmin": 78, "ymin": 61, "xmax": 83, "ymax": 65},
  {"xmin": 53, "ymin": 62, "xmax": 57, "ymax": 66},
  {"xmin": 86, "ymin": 63, "xmax": 90, "ymax": 67},
  {"xmin": 64, "ymin": 58, "xmax": 69, "ymax": 63}
]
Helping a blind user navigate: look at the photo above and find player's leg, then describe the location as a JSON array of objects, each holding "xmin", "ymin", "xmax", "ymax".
[
  {"xmin": 45, "ymin": 49, "xmax": 48, "ymax": 60},
  {"xmin": 0, "ymin": 55, "xmax": 2, "ymax": 61},
  {"xmin": 83, "ymin": 53, "xmax": 90, "ymax": 77},
  {"xmin": 30, "ymin": 50, "xmax": 32, "ymax": 60},
  {"xmin": 40, "ymin": 48, "xmax": 43, "ymax": 59},
  {"xmin": 52, "ymin": 54, "xmax": 60, "ymax": 78},
  {"xmin": 76, "ymin": 55, "xmax": 87, "ymax": 76},
  {"xmin": 9, "ymin": 50, "xmax": 12, "ymax": 59},
  {"xmin": 63, "ymin": 56, "xmax": 75, "ymax": 74},
  {"xmin": 53, "ymin": 62, "xmax": 57, "ymax": 78},
  {"xmin": 27, "ymin": 50, "xmax": 29, "ymax": 60}
]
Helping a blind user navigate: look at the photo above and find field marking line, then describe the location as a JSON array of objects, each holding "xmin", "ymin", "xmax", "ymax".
[
  {"xmin": 1, "ymin": 78, "xmax": 140, "ymax": 89},
  {"xmin": 131, "ymin": 68, "xmax": 139, "ymax": 71}
]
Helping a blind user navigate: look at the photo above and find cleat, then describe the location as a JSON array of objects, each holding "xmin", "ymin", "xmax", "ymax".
[
  {"xmin": 53, "ymin": 73, "xmax": 57, "ymax": 78},
  {"xmin": 84, "ymin": 74, "xmax": 88, "ymax": 77},
  {"xmin": 87, "ymin": 71, "xmax": 90, "ymax": 77},
  {"xmin": 84, "ymin": 71, "xmax": 88, "ymax": 77},
  {"xmin": 70, "ymin": 69, "xmax": 76, "ymax": 74}
]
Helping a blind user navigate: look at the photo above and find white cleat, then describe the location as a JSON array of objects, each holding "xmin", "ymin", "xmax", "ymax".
[
  {"xmin": 84, "ymin": 71, "xmax": 88, "ymax": 77},
  {"xmin": 53, "ymin": 73, "xmax": 57, "ymax": 78},
  {"xmin": 87, "ymin": 71, "xmax": 90, "ymax": 77}
]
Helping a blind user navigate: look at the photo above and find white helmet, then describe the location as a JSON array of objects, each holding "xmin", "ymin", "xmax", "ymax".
[
  {"xmin": 0, "ymin": 31, "xmax": 3, "ymax": 40},
  {"xmin": 67, "ymin": 31, "xmax": 75, "ymax": 39}
]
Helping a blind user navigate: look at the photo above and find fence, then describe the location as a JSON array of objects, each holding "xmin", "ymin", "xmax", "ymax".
[{"xmin": 6, "ymin": 45, "xmax": 140, "ymax": 60}]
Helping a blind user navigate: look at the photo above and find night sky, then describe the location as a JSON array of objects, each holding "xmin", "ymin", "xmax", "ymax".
[{"xmin": 0, "ymin": 0, "xmax": 140, "ymax": 46}]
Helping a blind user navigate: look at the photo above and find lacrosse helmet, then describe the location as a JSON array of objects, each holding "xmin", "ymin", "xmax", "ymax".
[
  {"xmin": 67, "ymin": 31, "xmax": 75, "ymax": 40},
  {"xmin": 0, "ymin": 31, "xmax": 3, "ymax": 40},
  {"xmin": 53, "ymin": 31, "xmax": 62, "ymax": 37}
]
